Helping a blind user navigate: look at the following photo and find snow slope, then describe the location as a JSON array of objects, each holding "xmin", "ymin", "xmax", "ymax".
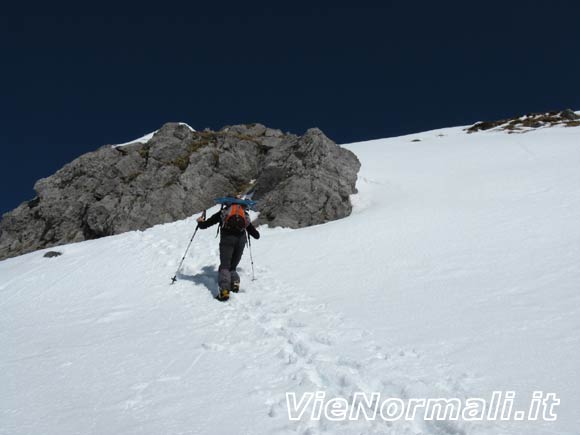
[{"xmin": 1, "ymin": 124, "xmax": 579, "ymax": 435}]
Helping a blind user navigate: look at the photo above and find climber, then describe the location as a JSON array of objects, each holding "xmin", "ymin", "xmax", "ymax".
[{"xmin": 197, "ymin": 194, "xmax": 260, "ymax": 301}]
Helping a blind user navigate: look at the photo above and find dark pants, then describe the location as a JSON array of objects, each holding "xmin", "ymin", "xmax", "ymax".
[{"xmin": 218, "ymin": 233, "xmax": 246, "ymax": 291}]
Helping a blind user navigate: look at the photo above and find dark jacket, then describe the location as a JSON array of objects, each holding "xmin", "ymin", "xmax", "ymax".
[{"xmin": 198, "ymin": 211, "xmax": 260, "ymax": 239}]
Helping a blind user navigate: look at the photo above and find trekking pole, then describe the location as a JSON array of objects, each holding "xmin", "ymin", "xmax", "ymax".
[
  {"xmin": 170, "ymin": 210, "xmax": 206, "ymax": 285},
  {"xmin": 245, "ymin": 230, "xmax": 256, "ymax": 281}
]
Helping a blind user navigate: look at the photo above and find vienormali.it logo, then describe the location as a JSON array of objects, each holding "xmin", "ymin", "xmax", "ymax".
[{"xmin": 286, "ymin": 391, "xmax": 560, "ymax": 422}]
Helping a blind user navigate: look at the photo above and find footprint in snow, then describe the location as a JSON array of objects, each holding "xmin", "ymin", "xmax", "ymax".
[{"xmin": 201, "ymin": 342, "xmax": 225, "ymax": 351}]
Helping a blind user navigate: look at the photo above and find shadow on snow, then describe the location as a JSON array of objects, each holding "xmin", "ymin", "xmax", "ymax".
[{"xmin": 177, "ymin": 265, "xmax": 219, "ymax": 298}]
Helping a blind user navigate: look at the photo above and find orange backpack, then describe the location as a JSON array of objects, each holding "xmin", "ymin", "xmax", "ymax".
[{"xmin": 221, "ymin": 203, "xmax": 249, "ymax": 232}]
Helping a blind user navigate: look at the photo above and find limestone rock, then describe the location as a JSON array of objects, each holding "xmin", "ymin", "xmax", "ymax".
[{"xmin": 0, "ymin": 123, "xmax": 360, "ymax": 260}]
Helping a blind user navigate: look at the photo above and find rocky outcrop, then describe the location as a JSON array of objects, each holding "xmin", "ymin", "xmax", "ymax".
[
  {"xmin": 0, "ymin": 123, "xmax": 360, "ymax": 260},
  {"xmin": 466, "ymin": 109, "xmax": 580, "ymax": 133}
]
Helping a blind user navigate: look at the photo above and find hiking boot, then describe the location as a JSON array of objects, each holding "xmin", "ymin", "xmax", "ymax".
[
  {"xmin": 217, "ymin": 288, "xmax": 230, "ymax": 301},
  {"xmin": 232, "ymin": 281, "xmax": 240, "ymax": 293}
]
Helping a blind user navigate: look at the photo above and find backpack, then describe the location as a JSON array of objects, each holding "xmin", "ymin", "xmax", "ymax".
[{"xmin": 220, "ymin": 203, "xmax": 249, "ymax": 232}]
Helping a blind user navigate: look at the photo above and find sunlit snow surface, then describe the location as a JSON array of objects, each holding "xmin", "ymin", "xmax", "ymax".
[
  {"xmin": 111, "ymin": 131, "xmax": 157, "ymax": 148},
  {"xmin": 1, "ymin": 124, "xmax": 579, "ymax": 434}
]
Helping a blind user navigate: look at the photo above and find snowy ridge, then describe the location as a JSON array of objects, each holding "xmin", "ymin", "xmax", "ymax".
[
  {"xmin": 1, "ymin": 124, "xmax": 580, "ymax": 434},
  {"xmin": 112, "ymin": 123, "xmax": 196, "ymax": 148},
  {"xmin": 178, "ymin": 122, "xmax": 195, "ymax": 132},
  {"xmin": 112, "ymin": 131, "xmax": 157, "ymax": 148}
]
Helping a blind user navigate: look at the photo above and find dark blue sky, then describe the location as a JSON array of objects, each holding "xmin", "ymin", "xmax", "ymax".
[{"xmin": 1, "ymin": 2, "xmax": 579, "ymax": 214}]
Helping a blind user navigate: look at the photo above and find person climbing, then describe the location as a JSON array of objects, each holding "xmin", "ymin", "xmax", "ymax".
[{"xmin": 197, "ymin": 194, "xmax": 260, "ymax": 301}]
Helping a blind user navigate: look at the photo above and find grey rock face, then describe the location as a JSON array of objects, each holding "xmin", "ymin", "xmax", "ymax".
[{"xmin": 0, "ymin": 123, "xmax": 360, "ymax": 260}]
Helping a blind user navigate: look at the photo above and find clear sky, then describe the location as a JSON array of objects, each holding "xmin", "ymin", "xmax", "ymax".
[{"xmin": 1, "ymin": 2, "xmax": 579, "ymax": 214}]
